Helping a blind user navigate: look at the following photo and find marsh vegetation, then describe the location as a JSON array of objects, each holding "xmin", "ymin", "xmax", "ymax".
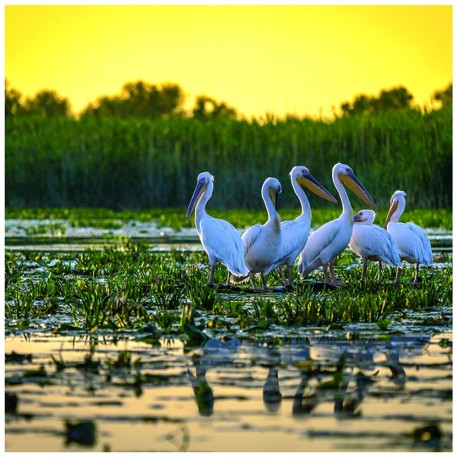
[{"xmin": 4, "ymin": 211, "xmax": 453, "ymax": 452}]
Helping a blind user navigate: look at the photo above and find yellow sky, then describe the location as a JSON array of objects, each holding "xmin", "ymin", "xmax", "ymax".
[{"xmin": 5, "ymin": 5, "xmax": 452, "ymax": 118}]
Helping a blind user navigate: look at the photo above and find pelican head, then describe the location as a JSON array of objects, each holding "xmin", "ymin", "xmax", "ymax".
[
  {"xmin": 384, "ymin": 190, "xmax": 407, "ymax": 228},
  {"xmin": 291, "ymin": 166, "xmax": 337, "ymax": 203},
  {"xmin": 354, "ymin": 209, "xmax": 376, "ymax": 225},
  {"xmin": 263, "ymin": 177, "xmax": 282, "ymax": 211},
  {"xmin": 186, "ymin": 171, "xmax": 214, "ymax": 218},
  {"xmin": 334, "ymin": 162, "xmax": 378, "ymax": 212}
]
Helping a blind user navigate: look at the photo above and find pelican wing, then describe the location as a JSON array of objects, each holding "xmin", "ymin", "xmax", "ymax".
[
  {"xmin": 388, "ymin": 222, "xmax": 432, "ymax": 265},
  {"xmin": 264, "ymin": 220, "xmax": 310, "ymax": 275},
  {"xmin": 351, "ymin": 225, "xmax": 401, "ymax": 266},
  {"xmin": 200, "ymin": 216, "xmax": 248, "ymax": 276},
  {"xmin": 299, "ymin": 218, "xmax": 342, "ymax": 267},
  {"xmin": 241, "ymin": 223, "xmax": 263, "ymax": 257},
  {"xmin": 403, "ymin": 223, "xmax": 433, "ymax": 265},
  {"xmin": 280, "ymin": 219, "xmax": 297, "ymax": 231}
]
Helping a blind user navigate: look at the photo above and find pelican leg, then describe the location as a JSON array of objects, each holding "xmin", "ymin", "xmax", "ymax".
[
  {"xmin": 208, "ymin": 265, "xmax": 216, "ymax": 286},
  {"xmin": 330, "ymin": 262, "xmax": 344, "ymax": 286},
  {"xmin": 329, "ymin": 262, "xmax": 337, "ymax": 285},
  {"xmin": 322, "ymin": 265, "xmax": 331, "ymax": 284},
  {"xmin": 279, "ymin": 266, "xmax": 288, "ymax": 285},
  {"xmin": 361, "ymin": 261, "xmax": 367, "ymax": 283},
  {"xmin": 377, "ymin": 261, "xmax": 383, "ymax": 283},
  {"xmin": 224, "ymin": 271, "xmax": 231, "ymax": 286},
  {"xmin": 394, "ymin": 267, "xmax": 401, "ymax": 284},
  {"xmin": 286, "ymin": 265, "xmax": 294, "ymax": 287},
  {"xmin": 250, "ymin": 274, "xmax": 258, "ymax": 290},
  {"xmin": 260, "ymin": 273, "xmax": 268, "ymax": 290},
  {"xmin": 413, "ymin": 263, "xmax": 420, "ymax": 284}
]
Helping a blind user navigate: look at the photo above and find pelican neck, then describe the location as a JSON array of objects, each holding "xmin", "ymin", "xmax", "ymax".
[
  {"xmin": 333, "ymin": 170, "xmax": 353, "ymax": 219},
  {"xmin": 195, "ymin": 181, "xmax": 213, "ymax": 222},
  {"xmin": 262, "ymin": 184, "xmax": 279, "ymax": 223},
  {"xmin": 389, "ymin": 199, "xmax": 406, "ymax": 223},
  {"xmin": 291, "ymin": 175, "xmax": 311, "ymax": 221}
]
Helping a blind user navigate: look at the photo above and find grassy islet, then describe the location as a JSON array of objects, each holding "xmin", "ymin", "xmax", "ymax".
[{"xmin": 5, "ymin": 242, "xmax": 452, "ymax": 340}]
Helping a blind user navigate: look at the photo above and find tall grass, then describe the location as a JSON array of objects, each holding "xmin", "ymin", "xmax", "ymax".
[{"xmin": 6, "ymin": 107, "xmax": 451, "ymax": 209}]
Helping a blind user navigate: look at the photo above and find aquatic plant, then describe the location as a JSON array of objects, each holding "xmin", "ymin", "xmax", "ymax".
[{"xmin": 4, "ymin": 242, "xmax": 452, "ymax": 336}]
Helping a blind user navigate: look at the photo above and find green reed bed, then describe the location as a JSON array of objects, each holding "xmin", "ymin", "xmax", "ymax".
[
  {"xmin": 5, "ymin": 244, "xmax": 452, "ymax": 339},
  {"xmin": 6, "ymin": 107, "xmax": 452, "ymax": 210}
]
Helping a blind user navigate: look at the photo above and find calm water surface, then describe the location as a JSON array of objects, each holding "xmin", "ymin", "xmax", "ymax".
[{"xmin": 5, "ymin": 326, "xmax": 452, "ymax": 452}]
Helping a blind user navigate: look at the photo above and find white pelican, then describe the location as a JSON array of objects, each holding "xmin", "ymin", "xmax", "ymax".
[
  {"xmin": 298, "ymin": 162, "xmax": 378, "ymax": 285},
  {"xmin": 186, "ymin": 171, "xmax": 249, "ymax": 285},
  {"xmin": 242, "ymin": 177, "xmax": 282, "ymax": 289},
  {"xmin": 265, "ymin": 166, "xmax": 337, "ymax": 287},
  {"xmin": 384, "ymin": 190, "xmax": 433, "ymax": 284},
  {"xmin": 350, "ymin": 209, "xmax": 401, "ymax": 283}
]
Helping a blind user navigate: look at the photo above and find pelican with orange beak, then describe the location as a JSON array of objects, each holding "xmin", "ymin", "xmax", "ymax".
[
  {"xmin": 186, "ymin": 171, "xmax": 249, "ymax": 285},
  {"xmin": 384, "ymin": 190, "xmax": 433, "ymax": 284},
  {"xmin": 264, "ymin": 165, "xmax": 337, "ymax": 287},
  {"xmin": 298, "ymin": 162, "xmax": 378, "ymax": 285}
]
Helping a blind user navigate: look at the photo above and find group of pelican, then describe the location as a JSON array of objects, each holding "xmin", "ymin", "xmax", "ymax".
[{"xmin": 186, "ymin": 163, "xmax": 433, "ymax": 289}]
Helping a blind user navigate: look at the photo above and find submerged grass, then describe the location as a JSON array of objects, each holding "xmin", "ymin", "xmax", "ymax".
[{"xmin": 4, "ymin": 243, "xmax": 452, "ymax": 338}]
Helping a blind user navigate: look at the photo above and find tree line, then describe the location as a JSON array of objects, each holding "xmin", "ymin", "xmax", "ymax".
[
  {"xmin": 5, "ymin": 79, "xmax": 452, "ymax": 121},
  {"xmin": 5, "ymin": 80, "xmax": 238, "ymax": 121}
]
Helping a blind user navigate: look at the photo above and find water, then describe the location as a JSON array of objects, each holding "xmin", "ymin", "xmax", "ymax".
[
  {"xmin": 4, "ymin": 218, "xmax": 452, "ymax": 254},
  {"xmin": 5, "ymin": 326, "xmax": 452, "ymax": 452},
  {"xmin": 4, "ymin": 218, "xmax": 453, "ymax": 452}
]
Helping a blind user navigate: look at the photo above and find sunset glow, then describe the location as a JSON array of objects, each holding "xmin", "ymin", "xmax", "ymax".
[{"xmin": 5, "ymin": 4, "xmax": 452, "ymax": 118}]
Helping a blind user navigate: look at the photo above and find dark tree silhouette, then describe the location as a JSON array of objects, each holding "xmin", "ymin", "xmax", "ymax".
[
  {"xmin": 24, "ymin": 90, "xmax": 71, "ymax": 117},
  {"xmin": 5, "ymin": 80, "xmax": 23, "ymax": 117},
  {"xmin": 6, "ymin": 83, "xmax": 71, "ymax": 118},
  {"xmin": 192, "ymin": 95, "xmax": 237, "ymax": 121},
  {"xmin": 82, "ymin": 81, "xmax": 185, "ymax": 119},
  {"xmin": 433, "ymin": 83, "xmax": 452, "ymax": 108},
  {"xmin": 340, "ymin": 86, "xmax": 414, "ymax": 116}
]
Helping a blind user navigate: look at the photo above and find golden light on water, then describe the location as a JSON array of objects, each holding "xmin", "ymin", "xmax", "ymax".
[{"xmin": 5, "ymin": 5, "xmax": 452, "ymax": 118}]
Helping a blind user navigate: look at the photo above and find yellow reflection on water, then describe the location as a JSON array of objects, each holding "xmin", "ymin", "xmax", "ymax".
[{"xmin": 5, "ymin": 332, "xmax": 452, "ymax": 452}]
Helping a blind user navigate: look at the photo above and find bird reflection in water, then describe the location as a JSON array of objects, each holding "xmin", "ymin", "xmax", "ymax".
[
  {"xmin": 187, "ymin": 356, "xmax": 214, "ymax": 417},
  {"xmin": 262, "ymin": 348, "xmax": 283, "ymax": 412},
  {"xmin": 187, "ymin": 335, "xmax": 425, "ymax": 419}
]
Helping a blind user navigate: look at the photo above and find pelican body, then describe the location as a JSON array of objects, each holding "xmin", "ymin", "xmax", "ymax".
[
  {"xmin": 186, "ymin": 171, "xmax": 249, "ymax": 285},
  {"xmin": 298, "ymin": 162, "xmax": 378, "ymax": 284},
  {"xmin": 266, "ymin": 166, "xmax": 337, "ymax": 286},
  {"xmin": 384, "ymin": 190, "xmax": 433, "ymax": 284},
  {"xmin": 242, "ymin": 177, "xmax": 282, "ymax": 288},
  {"xmin": 350, "ymin": 209, "xmax": 401, "ymax": 282}
]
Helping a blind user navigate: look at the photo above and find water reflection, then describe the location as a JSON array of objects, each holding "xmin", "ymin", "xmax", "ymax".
[
  {"xmin": 5, "ymin": 331, "xmax": 452, "ymax": 452},
  {"xmin": 187, "ymin": 333, "xmax": 435, "ymax": 421}
]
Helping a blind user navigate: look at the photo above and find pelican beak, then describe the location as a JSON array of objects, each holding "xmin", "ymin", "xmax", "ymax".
[
  {"xmin": 186, "ymin": 180, "xmax": 206, "ymax": 218},
  {"xmin": 384, "ymin": 201, "xmax": 398, "ymax": 229},
  {"xmin": 269, "ymin": 188, "xmax": 281, "ymax": 211},
  {"xmin": 298, "ymin": 174, "xmax": 337, "ymax": 203},
  {"xmin": 340, "ymin": 171, "xmax": 378, "ymax": 212},
  {"xmin": 274, "ymin": 189, "xmax": 281, "ymax": 211}
]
